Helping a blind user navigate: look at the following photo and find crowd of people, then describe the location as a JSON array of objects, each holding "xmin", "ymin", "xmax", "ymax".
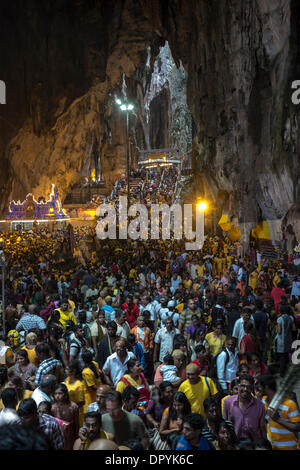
[{"xmin": 0, "ymin": 166, "xmax": 299, "ymax": 451}]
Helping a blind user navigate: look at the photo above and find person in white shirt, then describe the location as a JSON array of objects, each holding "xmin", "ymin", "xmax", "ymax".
[
  {"xmin": 188, "ymin": 261, "xmax": 198, "ymax": 281},
  {"xmin": 216, "ymin": 337, "xmax": 239, "ymax": 393},
  {"xmin": 115, "ymin": 309, "xmax": 131, "ymax": 339},
  {"xmin": 0, "ymin": 388, "xmax": 21, "ymax": 426},
  {"xmin": 31, "ymin": 374, "xmax": 56, "ymax": 407},
  {"xmin": 139, "ymin": 295, "xmax": 160, "ymax": 331},
  {"xmin": 170, "ymin": 274, "xmax": 182, "ymax": 294},
  {"xmin": 232, "ymin": 308, "xmax": 255, "ymax": 348},
  {"xmin": 138, "ymin": 272, "xmax": 146, "ymax": 288},
  {"xmin": 161, "ymin": 354, "xmax": 180, "ymax": 383},
  {"xmin": 237, "ymin": 265, "xmax": 245, "ymax": 282},
  {"xmin": 85, "ymin": 283, "xmax": 99, "ymax": 302},
  {"xmin": 160, "ymin": 300, "xmax": 180, "ymax": 327},
  {"xmin": 154, "ymin": 318, "xmax": 180, "ymax": 363},
  {"xmin": 102, "ymin": 338, "xmax": 135, "ymax": 387}
]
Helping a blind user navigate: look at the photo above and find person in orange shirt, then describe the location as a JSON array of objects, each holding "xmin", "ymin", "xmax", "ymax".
[{"xmin": 131, "ymin": 316, "xmax": 153, "ymax": 376}]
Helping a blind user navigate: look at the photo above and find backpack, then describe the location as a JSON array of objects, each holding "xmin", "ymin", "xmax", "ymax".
[{"xmin": 210, "ymin": 349, "xmax": 230, "ymax": 381}]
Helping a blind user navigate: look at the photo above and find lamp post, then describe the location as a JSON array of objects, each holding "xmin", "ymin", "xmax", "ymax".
[{"xmin": 115, "ymin": 99, "xmax": 134, "ymax": 207}]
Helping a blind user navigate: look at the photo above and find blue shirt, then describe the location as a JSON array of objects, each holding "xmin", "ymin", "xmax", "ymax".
[
  {"xmin": 101, "ymin": 305, "xmax": 115, "ymax": 322},
  {"xmin": 134, "ymin": 342, "xmax": 145, "ymax": 369},
  {"xmin": 176, "ymin": 434, "xmax": 212, "ymax": 450}
]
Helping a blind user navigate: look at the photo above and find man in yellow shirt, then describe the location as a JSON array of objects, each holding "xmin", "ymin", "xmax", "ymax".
[
  {"xmin": 178, "ymin": 364, "xmax": 218, "ymax": 417},
  {"xmin": 196, "ymin": 263, "xmax": 205, "ymax": 278},
  {"xmin": 54, "ymin": 300, "xmax": 77, "ymax": 331},
  {"xmin": 248, "ymin": 269, "xmax": 259, "ymax": 293}
]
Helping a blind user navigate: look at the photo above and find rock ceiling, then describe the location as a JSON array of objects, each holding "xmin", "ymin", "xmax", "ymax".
[{"xmin": 0, "ymin": 0, "xmax": 299, "ymax": 241}]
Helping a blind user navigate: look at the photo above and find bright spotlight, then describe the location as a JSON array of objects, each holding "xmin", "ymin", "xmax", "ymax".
[
  {"xmin": 197, "ymin": 201, "xmax": 207, "ymax": 211},
  {"xmin": 127, "ymin": 104, "xmax": 134, "ymax": 110},
  {"xmin": 115, "ymin": 99, "xmax": 121, "ymax": 105},
  {"xmin": 120, "ymin": 104, "xmax": 127, "ymax": 111}
]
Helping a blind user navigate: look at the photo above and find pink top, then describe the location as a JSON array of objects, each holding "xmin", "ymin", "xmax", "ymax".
[{"xmin": 222, "ymin": 394, "xmax": 265, "ymax": 441}]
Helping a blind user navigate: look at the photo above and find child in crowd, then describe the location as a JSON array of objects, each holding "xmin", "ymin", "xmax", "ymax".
[{"xmin": 160, "ymin": 354, "xmax": 180, "ymax": 383}]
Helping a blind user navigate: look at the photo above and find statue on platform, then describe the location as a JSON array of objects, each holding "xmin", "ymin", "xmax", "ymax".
[{"xmin": 6, "ymin": 184, "xmax": 69, "ymax": 221}]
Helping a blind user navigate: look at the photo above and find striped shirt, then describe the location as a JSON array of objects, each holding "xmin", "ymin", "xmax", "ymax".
[
  {"xmin": 39, "ymin": 413, "xmax": 64, "ymax": 450},
  {"xmin": 202, "ymin": 419, "xmax": 235, "ymax": 443},
  {"xmin": 35, "ymin": 357, "xmax": 63, "ymax": 386},
  {"xmin": 16, "ymin": 313, "xmax": 46, "ymax": 334},
  {"xmin": 262, "ymin": 396, "xmax": 300, "ymax": 450}
]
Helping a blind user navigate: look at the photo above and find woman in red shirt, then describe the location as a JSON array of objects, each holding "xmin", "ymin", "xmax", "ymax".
[
  {"xmin": 246, "ymin": 351, "xmax": 267, "ymax": 380},
  {"xmin": 239, "ymin": 321, "xmax": 261, "ymax": 362},
  {"xmin": 191, "ymin": 344, "xmax": 209, "ymax": 375},
  {"xmin": 121, "ymin": 295, "xmax": 139, "ymax": 328}
]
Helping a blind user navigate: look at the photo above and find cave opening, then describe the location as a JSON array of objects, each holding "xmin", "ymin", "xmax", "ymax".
[{"xmin": 64, "ymin": 40, "xmax": 194, "ymax": 207}]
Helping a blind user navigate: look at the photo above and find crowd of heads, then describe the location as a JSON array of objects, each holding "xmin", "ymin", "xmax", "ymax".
[{"xmin": 0, "ymin": 167, "xmax": 299, "ymax": 451}]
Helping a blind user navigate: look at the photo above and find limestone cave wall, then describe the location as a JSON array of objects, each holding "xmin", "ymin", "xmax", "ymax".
[{"xmin": 0, "ymin": 0, "xmax": 299, "ymax": 244}]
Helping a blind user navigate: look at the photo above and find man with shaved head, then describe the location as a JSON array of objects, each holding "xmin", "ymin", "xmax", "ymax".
[
  {"xmin": 102, "ymin": 338, "xmax": 136, "ymax": 387},
  {"xmin": 87, "ymin": 438, "xmax": 119, "ymax": 450},
  {"xmin": 86, "ymin": 384, "xmax": 111, "ymax": 414},
  {"xmin": 178, "ymin": 363, "xmax": 218, "ymax": 417}
]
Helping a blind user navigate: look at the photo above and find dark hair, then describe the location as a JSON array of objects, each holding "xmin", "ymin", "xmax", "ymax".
[
  {"xmin": 38, "ymin": 401, "xmax": 52, "ymax": 414},
  {"xmin": 244, "ymin": 321, "xmax": 256, "ymax": 335},
  {"xmin": 230, "ymin": 378, "xmax": 239, "ymax": 390},
  {"xmin": 122, "ymin": 385, "xmax": 140, "ymax": 402},
  {"xmin": 54, "ymin": 383, "xmax": 70, "ymax": 403},
  {"xmin": 215, "ymin": 420, "xmax": 237, "ymax": 444},
  {"xmin": 192, "ymin": 328, "xmax": 205, "ymax": 341},
  {"xmin": 105, "ymin": 390, "xmax": 122, "ymax": 405},
  {"xmin": 127, "ymin": 333, "xmax": 137, "ymax": 345},
  {"xmin": 1, "ymin": 388, "xmax": 17, "ymax": 409},
  {"xmin": 163, "ymin": 353, "xmax": 174, "ymax": 365},
  {"xmin": 106, "ymin": 321, "xmax": 117, "ymax": 330},
  {"xmin": 114, "ymin": 309, "xmax": 124, "ymax": 319},
  {"xmin": 169, "ymin": 392, "xmax": 191, "ymax": 421},
  {"xmin": 213, "ymin": 320, "xmax": 224, "ymax": 329},
  {"xmin": 253, "ymin": 438, "xmax": 272, "ymax": 450},
  {"xmin": 67, "ymin": 360, "xmax": 82, "ymax": 380},
  {"xmin": 255, "ymin": 299, "xmax": 263, "ymax": 310},
  {"xmin": 279, "ymin": 303, "xmax": 291, "ymax": 315},
  {"xmin": 17, "ymin": 398, "xmax": 38, "ymax": 417},
  {"xmin": 74, "ymin": 323, "xmax": 85, "ymax": 332},
  {"xmin": 166, "ymin": 431, "xmax": 181, "ymax": 450},
  {"xmin": 126, "ymin": 358, "xmax": 139, "ymax": 374},
  {"xmin": 256, "ymin": 373, "xmax": 277, "ymax": 392},
  {"xmin": 195, "ymin": 344, "xmax": 206, "ymax": 354},
  {"xmin": 159, "ymin": 381, "xmax": 173, "ymax": 401},
  {"xmin": 203, "ymin": 396, "xmax": 220, "ymax": 413},
  {"xmin": 183, "ymin": 413, "xmax": 205, "ymax": 431},
  {"xmin": 246, "ymin": 350, "xmax": 262, "ymax": 364},
  {"xmin": 237, "ymin": 363, "xmax": 249, "ymax": 375},
  {"xmin": 191, "ymin": 314, "xmax": 200, "ymax": 321},
  {"xmin": 78, "ymin": 311, "xmax": 87, "ymax": 323},
  {"xmin": 16, "ymin": 349, "xmax": 29, "ymax": 363},
  {"xmin": 238, "ymin": 373, "xmax": 254, "ymax": 387},
  {"xmin": 0, "ymin": 424, "xmax": 53, "ymax": 450},
  {"xmin": 237, "ymin": 438, "xmax": 254, "ymax": 450},
  {"xmin": 122, "ymin": 438, "xmax": 144, "ymax": 450},
  {"xmin": 81, "ymin": 349, "xmax": 99, "ymax": 379},
  {"xmin": 84, "ymin": 411, "xmax": 102, "ymax": 427},
  {"xmin": 173, "ymin": 334, "xmax": 187, "ymax": 349},
  {"xmin": 35, "ymin": 343, "xmax": 50, "ymax": 358},
  {"xmin": 40, "ymin": 374, "xmax": 57, "ymax": 391},
  {"xmin": 0, "ymin": 366, "xmax": 8, "ymax": 387}
]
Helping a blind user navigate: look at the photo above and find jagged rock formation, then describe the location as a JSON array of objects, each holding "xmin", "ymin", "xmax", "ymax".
[{"xmin": 0, "ymin": 0, "xmax": 299, "ymax": 245}]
